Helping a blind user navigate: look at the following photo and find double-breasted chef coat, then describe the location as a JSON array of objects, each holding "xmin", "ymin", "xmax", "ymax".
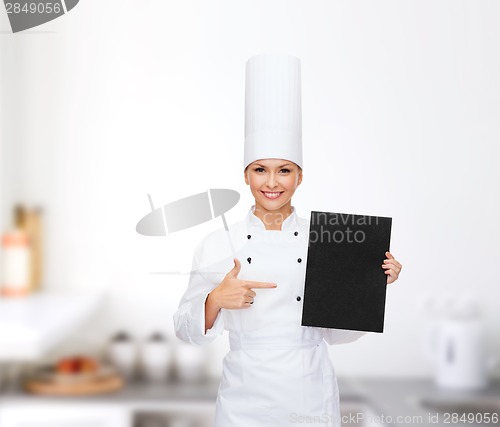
[{"xmin": 173, "ymin": 205, "xmax": 366, "ymax": 427}]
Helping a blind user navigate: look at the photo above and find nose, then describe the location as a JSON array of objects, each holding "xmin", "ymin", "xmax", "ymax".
[{"xmin": 266, "ymin": 173, "xmax": 279, "ymax": 189}]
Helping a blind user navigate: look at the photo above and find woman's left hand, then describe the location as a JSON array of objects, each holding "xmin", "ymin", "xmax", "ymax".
[{"xmin": 382, "ymin": 251, "xmax": 402, "ymax": 284}]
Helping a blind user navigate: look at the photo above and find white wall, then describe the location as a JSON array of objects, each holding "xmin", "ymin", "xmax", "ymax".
[{"xmin": 0, "ymin": 0, "xmax": 499, "ymax": 377}]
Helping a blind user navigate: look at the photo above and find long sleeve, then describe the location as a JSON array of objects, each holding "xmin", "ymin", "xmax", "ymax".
[
  {"xmin": 321, "ymin": 327, "xmax": 367, "ymax": 345},
  {"xmin": 173, "ymin": 239, "xmax": 225, "ymax": 346}
]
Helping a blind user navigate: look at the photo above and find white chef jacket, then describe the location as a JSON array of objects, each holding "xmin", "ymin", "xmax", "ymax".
[{"xmin": 173, "ymin": 205, "xmax": 366, "ymax": 427}]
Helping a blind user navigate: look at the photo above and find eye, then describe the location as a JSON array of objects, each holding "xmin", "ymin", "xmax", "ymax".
[
  {"xmin": 254, "ymin": 167, "xmax": 265, "ymax": 173},
  {"xmin": 280, "ymin": 168, "xmax": 291, "ymax": 173}
]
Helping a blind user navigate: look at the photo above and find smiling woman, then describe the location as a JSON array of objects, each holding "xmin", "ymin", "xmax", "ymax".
[
  {"xmin": 244, "ymin": 159, "xmax": 303, "ymax": 231},
  {"xmin": 173, "ymin": 53, "xmax": 401, "ymax": 427}
]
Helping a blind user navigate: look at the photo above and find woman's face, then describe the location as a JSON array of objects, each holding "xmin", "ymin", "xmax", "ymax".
[{"xmin": 244, "ymin": 158, "xmax": 303, "ymax": 213}]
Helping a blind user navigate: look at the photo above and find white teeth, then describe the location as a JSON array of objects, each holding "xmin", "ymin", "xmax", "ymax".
[{"xmin": 263, "ymin": 192, "xmax": 281, "ymax": 198}]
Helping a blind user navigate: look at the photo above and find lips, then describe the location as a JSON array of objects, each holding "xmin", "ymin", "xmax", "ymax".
[{"xmin": 261, "ymin": 191, "xmax": 283, "ymax": 200}]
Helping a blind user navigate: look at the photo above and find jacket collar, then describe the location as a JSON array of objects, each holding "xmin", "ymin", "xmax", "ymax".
[{"xmin": 246, "ymin": 204, "xmax": 299, "ymax": 232}]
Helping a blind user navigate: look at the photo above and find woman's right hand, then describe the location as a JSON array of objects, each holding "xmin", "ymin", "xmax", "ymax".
[{"xmin": 208, "ymin": 258, "xmax": 277, "ymax": 310}]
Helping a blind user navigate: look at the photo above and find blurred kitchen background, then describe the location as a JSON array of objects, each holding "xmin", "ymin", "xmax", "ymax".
[{"xmin": 1, "ymin": 1, "xmax": 499, "ymax": 426}]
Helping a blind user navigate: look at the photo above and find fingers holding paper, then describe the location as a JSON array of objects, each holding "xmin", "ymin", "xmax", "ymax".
[{"xmin": 382, "ymin": 251, "xmax": 402, "ymax": 285}]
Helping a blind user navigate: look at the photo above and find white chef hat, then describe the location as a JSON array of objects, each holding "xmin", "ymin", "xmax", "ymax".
[{"xmin": 243, "ymin": 54, "xmax": 303, "ymax": 171}]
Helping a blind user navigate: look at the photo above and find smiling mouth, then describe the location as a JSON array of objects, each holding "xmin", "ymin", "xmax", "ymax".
[{"xmin": 261, "ymin": 191, "xmax": 284, "ymax": 199}]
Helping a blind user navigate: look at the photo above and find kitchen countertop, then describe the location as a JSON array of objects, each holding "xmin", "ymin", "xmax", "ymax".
[
  {"xmin": 1, "ymin": 376, "xmax": 499, "ymax": 425},
  {"xmin": 0, "ymin": 376, "xmax": 220, "ymax": 406},
  {"xmin": 338, "ymin": 378, "xmax": 500, "ymax": 427}
]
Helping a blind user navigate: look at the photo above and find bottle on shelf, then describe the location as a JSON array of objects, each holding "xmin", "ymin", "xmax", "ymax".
[
  {"xmin": 24, "ymin": 206, "xmax": 44, "ymax": 292},
  {"xmin": 1, "ymin": 204, "xmax": 31, "ymax": 297}
]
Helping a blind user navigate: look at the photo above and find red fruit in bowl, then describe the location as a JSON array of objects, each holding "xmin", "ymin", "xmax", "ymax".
[{"xmin": 56, "ymin": 357, "xmax": 78, "ymax": 374}]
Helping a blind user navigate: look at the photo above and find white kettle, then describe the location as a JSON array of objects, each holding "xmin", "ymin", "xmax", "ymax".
[{"xmin": 424, "ymin": 295, "xmax": 495, "ymax": 390}]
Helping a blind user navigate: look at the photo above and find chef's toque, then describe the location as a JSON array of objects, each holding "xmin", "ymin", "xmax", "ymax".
[{"xmin": 244, "ymin": 54, "xmax": 303, "ymax": 171}]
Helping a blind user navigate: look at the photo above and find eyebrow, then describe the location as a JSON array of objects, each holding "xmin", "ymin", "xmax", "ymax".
[{"xmin": 254, "ymin": 163, "xmax": 292, "ymax": 168}]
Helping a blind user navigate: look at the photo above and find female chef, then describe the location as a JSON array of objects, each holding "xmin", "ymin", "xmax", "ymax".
[{"xmin": 173, "ymin": 54, "xmax": 402, "ymax": 427}]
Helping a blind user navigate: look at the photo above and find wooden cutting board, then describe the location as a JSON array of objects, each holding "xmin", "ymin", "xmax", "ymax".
[{"xmin": 24, "ymin": 373, "xmax": 124, "ymax": 396}]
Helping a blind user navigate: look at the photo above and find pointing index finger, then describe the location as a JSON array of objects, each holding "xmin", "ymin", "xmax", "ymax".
[{"xmin": 244, "ymin": 281, "xmax": 277, "ymax": 289}]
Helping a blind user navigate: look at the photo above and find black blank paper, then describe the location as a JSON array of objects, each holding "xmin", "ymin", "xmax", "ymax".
[{"xmin": 301, "ymin": 211, "xmax": 392, "ymax": 333}]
